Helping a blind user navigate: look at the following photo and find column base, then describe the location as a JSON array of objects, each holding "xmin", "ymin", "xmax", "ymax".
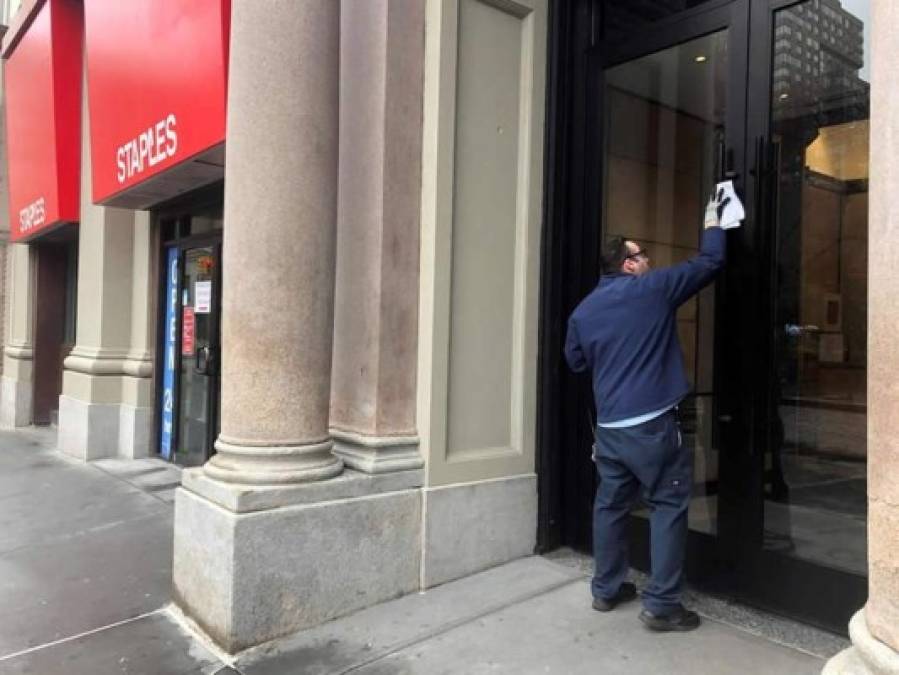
[
  {"xmin": 173, "ymin": 471, "xmax": 422, "ymax": 653},
  {"xmin": 823, "ymin": 610, "xmax": 899, "ymax": 675},
  {"xmin": 118, "ymin": 404, "xmax": 152, "ymax": 459},
  {"xmin": 331, "ymin": 428, "xmax": 424, "ymax": 473},
  {"xmin": 0, "ymin": 376, "xmax": 32, "ymax": 428},
  {"xmin": 422, "ymin": 474, "xmax": 537, "ymax": 588},
  {"xmin": 57, "ymin": 395, "xmax": 119, "ymax": 460},
  {"xmin": 205, "ymin": 436, "xmax": 344, "ymax": 485}
]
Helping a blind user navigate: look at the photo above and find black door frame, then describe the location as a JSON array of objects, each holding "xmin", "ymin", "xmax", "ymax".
[
  {"xmin": 151, "ymin": 183, "xmax": 224, "ymax": 466},
  {"xmin": 538, "ymin": 0, "xmax": 866, "ymax": 635}
]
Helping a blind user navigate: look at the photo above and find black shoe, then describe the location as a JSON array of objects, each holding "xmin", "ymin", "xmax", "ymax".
[
  {"xmin": 639, "ymin": 605, "xmax": 701, "ymax": 632},
  {"xmin": 592, "ymin": 582, "xmax": 638, "ymax": 612}
]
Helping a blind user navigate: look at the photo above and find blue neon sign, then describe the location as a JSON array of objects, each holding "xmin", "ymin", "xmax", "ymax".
[{"xmin": 160, "ymin": 247, "xmax": 178, "ymax": 459}]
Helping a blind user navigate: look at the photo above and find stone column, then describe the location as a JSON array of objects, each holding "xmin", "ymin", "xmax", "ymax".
[
  {"xmin": 1, "ymin": 242, "xmax": 34, "ymax": 427},
  {"xmin": 58, "ymin": 66, "xmax": 141, "ymax": 460},
  {"xmin": 203, "ymin": 0, "xmax": 342, "ymax": 484},
  {"xmin": 118, "ymin": 210, "xmax": 154, "ymax": 457},
  {"xmin": 174, "ymin": 3, "xmax": 424, "ymax": 651},
  {"xmin": 824, "ymin": 1, "xmax": 899, "ymax": 672},
  {"xmin": 329, "ymin": 0, "xmax": 425, "ymax": 474}
]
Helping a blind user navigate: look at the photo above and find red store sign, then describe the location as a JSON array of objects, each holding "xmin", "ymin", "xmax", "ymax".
[
  {"xmin": 84, "ymin": 0, "xmax": 231, "ymax": 207},
  {"xmin": 3, "ymin": 0, "xmax": 83, "ymax": 242},
  {"xmin": 182, "ymin": 306, "xmax": 196, "ymax": 356}
]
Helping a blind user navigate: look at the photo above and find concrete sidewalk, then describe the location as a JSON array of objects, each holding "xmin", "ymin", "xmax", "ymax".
[{"xmin": 0, "ymin": 428, "xmax": 837, "ymax": 674}]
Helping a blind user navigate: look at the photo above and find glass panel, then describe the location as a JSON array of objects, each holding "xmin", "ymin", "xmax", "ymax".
[
  {"xmin": 190, "ymin": 203, "xmax": 224, "ymax": 235},
  {"xmin": 603, "ymin": 0, "xmax": 720, "ymax": 41},
  {"xmin": 174, "ymin": 246, "xmax": 217, "ymax": 467},
  {"xmin": 602, "ymin": 30, "xmax": 727, "ymax": 535},
  {"xmin": 766, "ymin": 0, "xmax": 869, "ymax": 575}
]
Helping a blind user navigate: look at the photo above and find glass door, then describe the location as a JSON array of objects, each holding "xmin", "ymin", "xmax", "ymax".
[
  {"xmin": 743, "ymin": 0, "xmax": 870, "ymax": 631},
  {"xmin": 157, "ymin": 236, "xmax": 222, "ymax": 467},
  {"xmin": 595, "ymin": 0, "xmax": 751, "ymax": 578},
  {"xmin": 174, "ymin": 245, "xmax": 222, "ymax": 467},
  {"xmin": 547, "ymin": 0, "xmax": 869, "ymax": 636}
]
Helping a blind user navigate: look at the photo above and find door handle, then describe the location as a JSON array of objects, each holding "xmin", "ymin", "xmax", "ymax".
[
  {"xmin": 784, "ymin": 323, "xmax": 821, "ymax": 337},
  {"xmin": 195, "ymin": 345, "xmax": 212, "ymax": 375}
]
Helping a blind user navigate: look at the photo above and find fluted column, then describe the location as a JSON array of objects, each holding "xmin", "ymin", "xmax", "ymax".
[
  {"xmin": 58, "ymin": 63, "xmax": 142, "ymax": 460},
  {"xmin": 825, "ymin": 1, "xmax": 899, "ymax": 672},
  {"xmin": 204, "ymin": 0, "xmax": 343, "ymax": 485},
  {"xmin": 329, "ymin": 0, "xmax": 425, "ymax": 474}
]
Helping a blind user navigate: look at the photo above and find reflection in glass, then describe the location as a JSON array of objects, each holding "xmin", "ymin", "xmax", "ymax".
[
  {"xmin": 175, "ymin": 246, "xmax": 217, "ymax": 468},
  {"xmin": 603, "ymin": 1, "xmax": 720, "ymax": 41},
  {"xmin": 766, "ymin": 0, "xmax": 869, "ymax": 575},
  {"xmin": 601, "ymin": 30, "xmax": 728, "ymax": 535}
]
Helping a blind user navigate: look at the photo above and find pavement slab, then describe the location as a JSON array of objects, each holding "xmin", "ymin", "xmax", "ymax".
[
  {"xmin": 349, "ymin": 581, "xmax": 825, "ymax": 675},
  {"xmin": 0, "ymin": 611, "xmax": 224, "ymax": 675},
  {"xmin": 0, "ymin": 460, "xmax": 170, "ymax": 555},
  {"xmin": 0, "ymin": 428, "xmax": 175, "ymax": 659},
  {"xmin": 0, "ymin": 504, "xmax": 173, "ymax": 656},
  {"xmin": 0, "ymin": 428, "xmax": 837, "ymax": 675},
  {"xmin": 237, "ymin": 557, "xmax": 582, "ymax": 675},
  {"xmin": 236, "ymin": 557, "xmax": 825, "ymax": 675}
]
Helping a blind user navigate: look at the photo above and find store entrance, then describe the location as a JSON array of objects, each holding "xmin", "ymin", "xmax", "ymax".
[
  {"xmin": 156, "ymin": 195, "xmax": 223, "ymax": 467},
  {"xmin": 32, "ymin": 230, "xmax": 78, "ymax": 426},
  {"xmin": 540, "ymin": 0, "xmax": 870, "ymax": 634}
]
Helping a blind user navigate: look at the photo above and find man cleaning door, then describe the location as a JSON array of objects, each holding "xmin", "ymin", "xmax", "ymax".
[{"xmin": 564, "ymin": 189, "xmax": 735, "ymax": 632}]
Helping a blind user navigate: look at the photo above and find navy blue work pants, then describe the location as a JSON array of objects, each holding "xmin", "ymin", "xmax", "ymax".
[{"xmin": 592, "ymin": 408, "xmax": 692, "ymax": 614}]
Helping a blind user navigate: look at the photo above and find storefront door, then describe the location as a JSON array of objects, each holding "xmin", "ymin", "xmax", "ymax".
[
  {"xmin": 738, "ymin": 0, "xmax": 870, "ymax": 629},
  {"xmin": 156, "ymin": 196, "xmax": 223, "ymax": 467},
  {"xmin": 540, "ymin": 0, "xmax": 870, "ymax": 634},
  {"xmin": 593, "ymin": 0, "xmax": 755, "ymax": 599}
]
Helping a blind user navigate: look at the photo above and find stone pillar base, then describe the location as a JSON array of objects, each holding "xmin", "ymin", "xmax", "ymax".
[
  {"xmin": 0, "ymin": 376, "xmax": 32, "ymax": 428},
  {"xmin": 118, "ymin": 404, "xmax": 152, "ymax": 459},
  {"xmin": 205, "ymin": 437, "xmax": 344, "ymax": 485},
  {"xmin": 331, "ymin": 429, "xmax": 424, "ymax": 474},
  {"xmin": 57, "ymin": 395, "xmax": 119, "ymax": 460},
  {"xmin": 173, "ymin": 468, "xmax": 424, "ymax": 653},
  {"xmin": 824, "ymin": 610, "xmax": 899, "ymax": 675},
  {"xmin": 422, "ymin": 474, "xmax": 537, "ymax": 588}
]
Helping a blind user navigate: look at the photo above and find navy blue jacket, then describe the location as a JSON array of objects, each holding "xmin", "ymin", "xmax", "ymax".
[{"xmin": 564, "ymin": 227, "xmax": 726, "ymax": 424}]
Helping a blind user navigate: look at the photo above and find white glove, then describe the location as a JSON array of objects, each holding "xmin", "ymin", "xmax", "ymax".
[{"xmin": 704, "ymin": 187, "xmax": 733, "ymax": 229}]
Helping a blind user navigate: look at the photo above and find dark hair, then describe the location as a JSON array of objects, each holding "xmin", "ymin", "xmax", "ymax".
[{"xmin": 601, "ymin": 236, "xmax": 630, "ymax": 274}]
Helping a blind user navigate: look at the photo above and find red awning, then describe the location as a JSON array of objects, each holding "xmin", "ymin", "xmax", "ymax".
[
  {"xmin": 84, "ymin": 0, "xmax": 231, "ymax": 208},
  {"xmin": 3, "ymin": 0, "xmax": 82, "ymax": 242}
]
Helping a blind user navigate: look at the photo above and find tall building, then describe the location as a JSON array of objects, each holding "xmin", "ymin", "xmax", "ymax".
[{"xmin": 773, "ymin": 0, "xmax": 869, "ymax": 122}]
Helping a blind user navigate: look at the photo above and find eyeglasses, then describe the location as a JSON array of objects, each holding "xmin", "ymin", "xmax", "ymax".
[{"xmin": 625, "ymin": 248, "xmax": 648, "ymax": 261}]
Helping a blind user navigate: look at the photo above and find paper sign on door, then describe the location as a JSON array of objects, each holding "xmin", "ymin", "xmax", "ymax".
[{"xmin": 195, "ymin": 281, "xmax": 212, "ymax": 314}]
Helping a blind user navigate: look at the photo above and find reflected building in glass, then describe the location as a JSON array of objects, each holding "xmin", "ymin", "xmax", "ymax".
[{"xmin": 772, "ymin": 0, "xmax": 868, "ymax": 124}]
